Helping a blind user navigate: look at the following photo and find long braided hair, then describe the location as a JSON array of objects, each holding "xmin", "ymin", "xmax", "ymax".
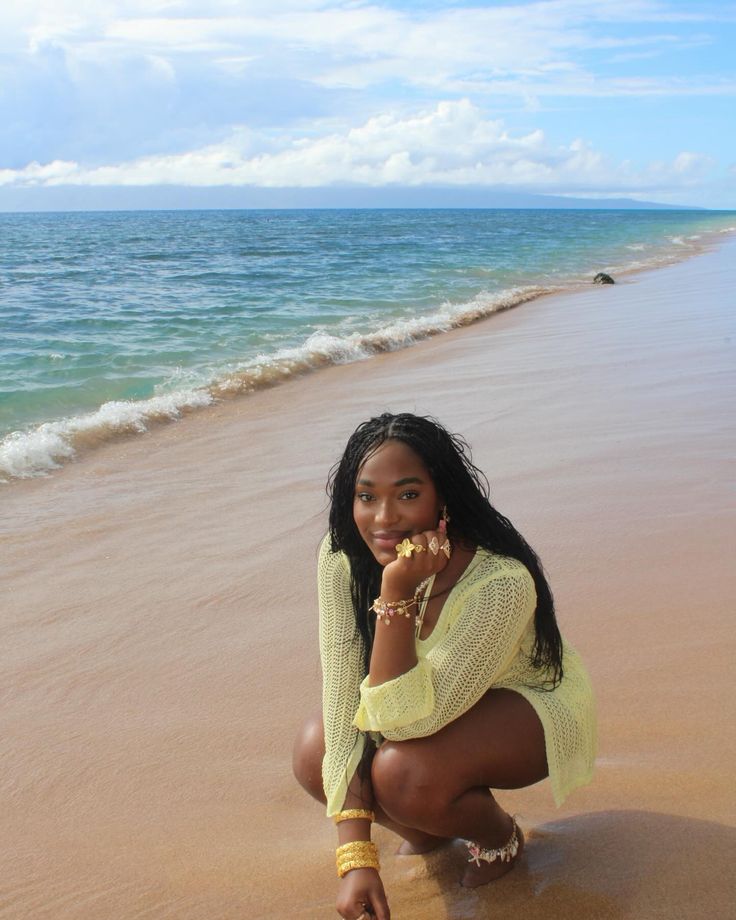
[{"xmin": 327, "ymin": 412, "xmax": 563, "ymax": 686}]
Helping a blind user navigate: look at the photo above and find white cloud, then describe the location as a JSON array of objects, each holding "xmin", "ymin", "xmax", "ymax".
[
  {"xmin": 2, "ymin": 0, "xmax": 733, "ymax": 98},
  {"xmin": 671, "ymin": 151, "xmax": 713, "ymax": 175},
  {"xmin": 0, "ymin": 2, "xmax": 732, "ymax": 206},
  {"xmin": 0, "ymin": 99, "xmax": 718, "ymax": 197}
]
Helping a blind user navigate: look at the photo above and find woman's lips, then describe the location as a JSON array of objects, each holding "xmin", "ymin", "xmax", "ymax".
[{"xmin": 372, "ymin": 531, "xmax": 408, "ymax": 550}]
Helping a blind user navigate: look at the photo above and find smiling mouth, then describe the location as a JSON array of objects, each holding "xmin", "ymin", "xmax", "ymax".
[{"xmin": 372, "ymin": 531, "xmax": 409, "ymax": 546}]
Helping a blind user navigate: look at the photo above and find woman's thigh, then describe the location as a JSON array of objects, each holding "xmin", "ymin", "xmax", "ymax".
[
  {"xmin": 292, "ymin": 708, "xmax": 327, "ymax": 803},
  {"xmin": 374, "ymin": 689, "xmax": 548, "ymax": 797}
]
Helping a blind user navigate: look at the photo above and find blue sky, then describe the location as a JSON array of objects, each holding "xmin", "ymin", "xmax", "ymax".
[{"xmin": 1, "ymin": 0, "xmax": 734, "ymax": 208}]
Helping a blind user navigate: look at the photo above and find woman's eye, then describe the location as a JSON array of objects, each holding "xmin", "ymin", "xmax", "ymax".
[
  {"xmin": 401, "ymin": 490, "xmax": 419, "ymax": 500},
  {"xmin": 356, "ymin": 492, "xmax": 374, "ymax": 502}
]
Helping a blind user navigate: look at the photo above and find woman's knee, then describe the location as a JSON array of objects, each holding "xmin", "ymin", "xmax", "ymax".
[
  {"xmin": 371, "ymin": 741, "xmax": 448, "ymax": 826},
  {"xmin": 292, "ymin": 710, "xmax": 326, "ymax": 804}
]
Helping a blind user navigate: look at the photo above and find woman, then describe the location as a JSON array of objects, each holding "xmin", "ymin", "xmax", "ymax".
[{"xmin": 293, "ymin": 413, "xmax": 596, "ymax": 920}]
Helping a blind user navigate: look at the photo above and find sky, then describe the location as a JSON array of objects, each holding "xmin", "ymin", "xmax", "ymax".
[{"xmin": 1, "ymin": 0, "xmax": 735, "ymax": 209}]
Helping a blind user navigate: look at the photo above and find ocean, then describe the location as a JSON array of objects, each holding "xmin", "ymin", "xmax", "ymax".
[{"xmin": 1, "ymin": 207, "xmax": 734, "ymax": 481}]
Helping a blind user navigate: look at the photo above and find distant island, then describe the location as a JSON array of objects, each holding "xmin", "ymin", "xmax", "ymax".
[{"xmin": 0, "ymin": 184, "xmax": 705, "ymax": 212}]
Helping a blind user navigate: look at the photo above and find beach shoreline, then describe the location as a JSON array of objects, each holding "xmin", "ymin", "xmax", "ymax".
[
  {"xmin": 2, "ymin": 236, "xmax": 735, "ymax": 918},
  {"xmin": 2, "ymin": 219, "xmax": 734, "ymax": 486}
]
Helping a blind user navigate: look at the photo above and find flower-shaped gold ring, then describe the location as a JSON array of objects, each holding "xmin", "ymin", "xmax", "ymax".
[{"xmin": 395, "ymin": 538, "xmax": 426, "ymax": 557}]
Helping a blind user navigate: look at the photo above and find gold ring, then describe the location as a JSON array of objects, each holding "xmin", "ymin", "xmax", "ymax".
[
  {"xmin": 428, "ymin": 536, "xmax": 439, "ymax": 555},
  {"xmin": 441, "ymin": 538, "xmax": 451, "ymax": 559},
  {"xmin": 395, "ymin": 538, "xmax": 426, "ymax": 557}
]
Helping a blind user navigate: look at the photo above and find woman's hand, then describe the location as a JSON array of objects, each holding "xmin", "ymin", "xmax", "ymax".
[
  {"xmin": 380, "ymin": 521, "xmax": 450, "ymax": 599},
  {"xmin": 336, "ymin": 867, "xmax": 390, "ymax": 920}
]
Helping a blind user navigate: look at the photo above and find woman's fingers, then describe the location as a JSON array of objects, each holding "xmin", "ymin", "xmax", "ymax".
[
  {"xmin": 368, "ymin": 889, "xmax": 391, "ymax": 920},
  {"xmin": 336, "ymin": 869, "xmax": 389, "ymax": 920},
  {"xmin": 420, "ymin": 529, "xmax": 450, "ymax": 567},
  {"xmin": 397, "ymin": 530, "xmax": 449, "ymax": 577},
  {"xmin": 395, "ymin": 533, "xmax": 427, "ymax": 557},
  {"xmin": 382, "ymin": 528, "xmax": 449, "ymax": 595}
]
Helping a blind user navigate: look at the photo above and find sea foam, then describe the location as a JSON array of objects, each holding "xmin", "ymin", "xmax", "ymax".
[
  {"xmin": 1, "ymin": 285, "xmax": 550, "ymax": 480},
  {"xmin": 2, "ymin": 210, "xmax": 734, "ymax": 483},
  {"xmin": 0, "ymin": 390, "xmax": 213, "ymax": 481}
]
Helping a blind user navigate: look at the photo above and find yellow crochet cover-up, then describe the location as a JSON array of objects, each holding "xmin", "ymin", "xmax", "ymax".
[{"xmin": 318, "ymin": 538, "xmax": 596, "ymax": 817}]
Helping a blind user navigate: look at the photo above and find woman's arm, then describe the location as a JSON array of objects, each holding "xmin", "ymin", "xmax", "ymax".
[
  {"xmin": 318, "ymin": 541, "xmax": 392, "ymax": 917},
  {"xmin": 318, "ymin": 539, "xmax": 369, "ymax": 815},
  {"xmin": 333, "ymin": 765, "xmax": 391, "ymax": 920},
  {"xmin": 367, "ymin": 523, "xmax": 449, "ymax": 686},
  {"xmin": 355, "ymin": 559, "xmax": 536, "ymax": 739}
]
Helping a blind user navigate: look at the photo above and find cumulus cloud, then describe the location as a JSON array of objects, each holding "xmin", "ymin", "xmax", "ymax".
[
  {"xmin": 0, "ymin": 2, "xmax": 733, "ymax": 205},
  {"xmin": 0, "ymin": 99, "xmax": 717, "ymax": 197}
]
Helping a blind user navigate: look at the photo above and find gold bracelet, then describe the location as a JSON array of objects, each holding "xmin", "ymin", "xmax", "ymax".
[
  {"xmin": 335, "ymin": 840, "xmax": 380, "ymax": 878},
  {"xmin": 336, "ymin": 841, "xmax": 376, "ymax": 857},
  {"xmin": 337, "ymin": 857, "xmax": 380, "ymax": 878},
  {"xmin": 334, "ymin": 809, "xmax": 375, "ymax": 824}
]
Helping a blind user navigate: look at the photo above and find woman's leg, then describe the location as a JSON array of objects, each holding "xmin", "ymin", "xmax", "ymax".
[
  {"xmin": 292, "ymin": 710, "xmax": 448, "ymax": 853},
  {"xmin": 370, "ymin": 688, "xmax": 548, "ymax": 885}
]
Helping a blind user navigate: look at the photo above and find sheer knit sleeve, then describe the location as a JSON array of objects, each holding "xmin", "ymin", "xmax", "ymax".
[
  {"xmin": 317, "ymin": 537, "xmax": 368, "ymax": 817},
  {"xmin": 353, "ymin": 556, "xmax": 536, "ymax": 739}
]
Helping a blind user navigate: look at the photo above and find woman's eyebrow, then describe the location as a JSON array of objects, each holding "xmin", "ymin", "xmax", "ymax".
[{"xmin": 356, "ymin": 476, "xmax": 424, "ymax": 486}]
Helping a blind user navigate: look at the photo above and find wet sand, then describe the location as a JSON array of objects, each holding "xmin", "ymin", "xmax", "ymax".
[{"xmin": 2, "ymin": 236, "xmax": 735, "ymax": 919}]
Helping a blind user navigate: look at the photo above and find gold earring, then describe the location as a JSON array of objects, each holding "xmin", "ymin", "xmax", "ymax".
[{"xmin": 441, "ymin": 506, "xmax": 450, "ymax": 524}]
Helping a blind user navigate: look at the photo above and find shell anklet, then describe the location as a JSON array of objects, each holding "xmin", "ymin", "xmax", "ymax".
[{"xmin": 466, "ymin": 816, "xmax": 520, "ymax": 866}]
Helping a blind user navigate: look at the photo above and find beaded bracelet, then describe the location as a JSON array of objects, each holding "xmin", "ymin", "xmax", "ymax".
[
  {"xmin": 370, "ymin": 577, "xmax": 431, "ymax": 628},
  {"xmin": 370, "ymin": 595, "xmax": 417, "ymax": 626},
  {"xmin": 333, "ymin": 809, "xmax": 375, "ymax": 824}
]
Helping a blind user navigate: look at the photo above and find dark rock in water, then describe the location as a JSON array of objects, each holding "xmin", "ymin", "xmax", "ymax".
[{"xmin": 593, "ymin": 272, "xmax": 615, "ymax": 284}]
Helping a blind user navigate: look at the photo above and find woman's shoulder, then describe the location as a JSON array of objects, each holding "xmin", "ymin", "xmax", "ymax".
[
  {"xmin": 318, "ymin": 534, "xmax": 351, "ymax": 579},
  {"xmin": 453, "ymin": 548, "xmax": 536, "ymax": 614},
  {"xmin": 468, "ymin": 547, "xmax": 533, "ymax": 583}
]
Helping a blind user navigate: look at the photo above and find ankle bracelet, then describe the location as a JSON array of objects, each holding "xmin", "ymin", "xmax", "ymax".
[{"xmin": 466, "ymin": 816, "xmax": 520, "ymax": 866}]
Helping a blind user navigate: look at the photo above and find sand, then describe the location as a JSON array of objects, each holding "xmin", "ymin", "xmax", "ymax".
[{"xmin": 2, "ymin": 236, "xmax": 735, "ymax": 919}]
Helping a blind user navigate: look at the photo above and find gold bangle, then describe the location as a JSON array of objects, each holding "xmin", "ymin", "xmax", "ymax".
[
  {"xmin": 335, "ymin": 840, "xmax": 380, "ymax": 878},
  {"xmin": 336, "ymin": 841, "xmax": 377, "ymax": 857},
  {"xmin": 337, "ymin": 858, "xmax": 380, "ymax": 878},
  {"xmin": 334, "ymin": 809, "xmax": 375, "ymax": 824}
]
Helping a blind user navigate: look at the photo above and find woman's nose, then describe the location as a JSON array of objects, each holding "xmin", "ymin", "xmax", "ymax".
[{"xmin": 375, "ymin": 499, "xmax": 398, "ymax": 525}]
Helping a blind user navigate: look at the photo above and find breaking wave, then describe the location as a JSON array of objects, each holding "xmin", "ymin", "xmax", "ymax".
[{"xmin": 1, "ymin": 285, "xmax": 551, "ymax": 481}]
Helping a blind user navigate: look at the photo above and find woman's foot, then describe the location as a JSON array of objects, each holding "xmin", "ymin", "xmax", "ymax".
[
  {"xmin": 460, "ymin": 825, "xmax": 525, "ymax": 887},
  {"xmin": 396, "ymin": 830, "xmax": 450, "ymax": 855}
]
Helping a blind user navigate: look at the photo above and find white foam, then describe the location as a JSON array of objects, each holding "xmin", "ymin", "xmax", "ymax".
[
  {"xmin": 0, "ymin": 389, "xmax": 213, "ymax": 481},
  {"xmin": 3, "ymin": 223, "xmax": 731, "ymax": 484},
  {"xmin": 212, "ymin": 284, "xmax": 553, "ymax": 398}
]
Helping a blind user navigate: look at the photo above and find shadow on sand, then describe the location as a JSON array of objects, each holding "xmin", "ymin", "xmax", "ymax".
[{"xmin": 382, "ymin": 809, "xmax": 736, "ymax": 920}]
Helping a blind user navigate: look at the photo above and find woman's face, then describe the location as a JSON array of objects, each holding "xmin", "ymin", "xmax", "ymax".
[{"xmin": 353, "ymin": 439, "xmax": 443, "ymax": 566}]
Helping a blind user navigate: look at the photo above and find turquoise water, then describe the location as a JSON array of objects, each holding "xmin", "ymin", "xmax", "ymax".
[{"xmin": 1, "ymin": 208, "xmax": 734, "ymax": 479}]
